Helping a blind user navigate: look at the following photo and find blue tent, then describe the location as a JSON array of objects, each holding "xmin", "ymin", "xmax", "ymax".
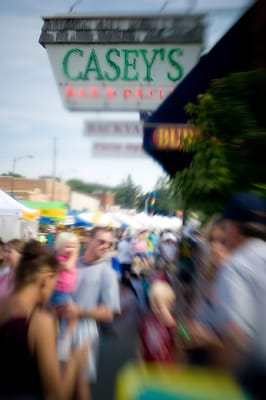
[
  {"xmin": 73, "ymin": 214, "xmax": 93, "ymax": 227},
  {"xmin": 39, "ymin": 216, "xmax": 53, "ymax": 224},
  {"xmin": 65, "ymin": 208, "xmax": 93, "ymax": 227}
]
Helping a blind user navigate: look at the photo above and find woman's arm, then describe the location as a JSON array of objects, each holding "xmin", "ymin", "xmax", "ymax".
[
  {"xmin": 179, "ymin": 319, "xmax": 224, "ymax": 349},
  {"xmin": 29, "ymin": 309, "xmax": 87, "ymax": 400}
]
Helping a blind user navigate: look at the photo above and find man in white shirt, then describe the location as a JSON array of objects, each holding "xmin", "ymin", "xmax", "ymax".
[{"xmin": 58, "ymin": 227, "xmax": 121, "ymax": 398}]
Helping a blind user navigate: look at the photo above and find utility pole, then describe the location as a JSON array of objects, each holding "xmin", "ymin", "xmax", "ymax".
[
  {"xmin": 51, "ymin": 137, "xmax": 57, "ymax": 201},
  {"xmin": 11, "ymin": 155, "xmax": 33, "ymax": 195}
]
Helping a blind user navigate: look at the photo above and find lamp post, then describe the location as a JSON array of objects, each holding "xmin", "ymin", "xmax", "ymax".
[{"xmin": 11, "ymin": 155, "xmax": 33, "ymax": 195}]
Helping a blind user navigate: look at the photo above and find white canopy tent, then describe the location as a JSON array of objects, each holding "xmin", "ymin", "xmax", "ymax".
[{"xmin": 0, "ymin": 189, "xmax": 39, "ymax": 241}]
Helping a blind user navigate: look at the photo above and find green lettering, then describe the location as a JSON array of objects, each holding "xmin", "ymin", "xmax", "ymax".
[
  {"xmin": 122, "ymin": 49, "xmax": 139, "ymax": 81},
  {"xmin": 83, "ymin": 49, "xmax": 104, "ymax": 80},
  {"xmin": 167, "ymin": 48, "xmax": 183, "ymax": 82},
  {"xmin": 104, "ymin": 48, "xmax": 121, "ymax": 81},
  {"xmin": 139, "ymin": 48, "xmax": 164, "ymax": 82},
  {"xmin": 62, "ymin": 48, "xmax": 83, "ymax": 80}
]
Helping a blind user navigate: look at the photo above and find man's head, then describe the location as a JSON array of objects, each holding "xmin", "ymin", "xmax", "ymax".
[
  {"xmin": 161, "ymin": 232, "xmax": 177, "ymax": 244},
  {"xmin": 222, "ymin": 192, "xmax": 266, "ymax": 250},
  {"xmin": 84, "ymin": 226, "xmax": 114, "ymax": 263}
]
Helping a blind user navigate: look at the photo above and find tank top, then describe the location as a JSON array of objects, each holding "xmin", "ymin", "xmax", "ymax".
[
  {"xmin": 0, "ymin": 316, "xmax": 44, "ymax": 399},
  {"xmin": 139, "ymin": 313, "xmax": 176, "ymax": 363}
]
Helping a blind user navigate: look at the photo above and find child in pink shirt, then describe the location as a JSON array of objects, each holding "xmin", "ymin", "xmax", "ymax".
[
  {"xmin": 50, "ymin": 232, "xmax": 79, "ymax": 306},
  {"xmin": 49, "ymin": 232, "xmax": 80, "ymax": 360}
]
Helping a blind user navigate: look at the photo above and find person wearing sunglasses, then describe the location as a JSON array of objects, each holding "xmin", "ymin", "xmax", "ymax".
[{"xmin": 56, "ymin": 226, "xmax": 121, "ymax": 399}]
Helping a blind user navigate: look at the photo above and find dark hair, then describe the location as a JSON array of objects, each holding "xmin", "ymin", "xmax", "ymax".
[
  {"xmin": 88, "ymin": 226, "xmax": 113, "ymax": 238},
  {"xmin": 235, "ymin": 221, "xmax": 266, "ymax": 240},
  {"xmin": 6, "ymin": 238, "xmax": 25, "ymax": 254},
  {"xmin": 14, "ymin": 240, "xmax": 60, "ymax": 289},
  {"xmin": 223, "ymin": 192, "xmax": 266, "ymax": 226}
]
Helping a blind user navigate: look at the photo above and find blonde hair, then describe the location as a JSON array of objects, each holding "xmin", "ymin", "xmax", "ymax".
[
  {"xmin": 54, "ymin": 232, "xmax": 79, "ymax": 251},
  {"xmin": 148, "ymin": 280, "xmax": 175, "ymax": 307}
]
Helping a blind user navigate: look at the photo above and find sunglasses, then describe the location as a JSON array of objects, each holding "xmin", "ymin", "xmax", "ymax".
[
  {"xmin": 95, "ymin": 238, "xmax": 113, "ymax": 248},
  {"xmin": 209, "ymin": 237, "xmax": 225, "ymax": 245}
]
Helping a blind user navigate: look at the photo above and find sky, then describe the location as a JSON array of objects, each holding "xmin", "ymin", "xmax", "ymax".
[{"xmin": 0, "ymin": 0, "xmax": 253, "ymax": 193}]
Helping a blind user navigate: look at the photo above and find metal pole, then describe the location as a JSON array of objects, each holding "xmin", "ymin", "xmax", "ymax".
[
  {"xmin": 11, "ymin": 157, "xmax": 16, "ymax": 194},
  {"xmin": 11, "ymin": 155, "xmax": 33, "ymax": 196},
  {"xmin": 51, "ymin": 137, "xmax": 57, "ymax": 201}
]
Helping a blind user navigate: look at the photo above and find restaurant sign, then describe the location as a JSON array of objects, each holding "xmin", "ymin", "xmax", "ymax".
[
  {"xmin": 151, "ymin": 124, "xmax": 199, "ymax": 150},
  {"xmin": 39, "ymin": 14, "xmax": 204, "ymax": 112},
  {"xmin": 91, "ymin": 141, "xmax": 147, "ymax": 158},
  {"xmin": 84, "ymin": 120, "xmax": 143, "ymax": 137},
  {"xmin": 45, "ymin": 44, "xmax": 201, "ymax": 112}
]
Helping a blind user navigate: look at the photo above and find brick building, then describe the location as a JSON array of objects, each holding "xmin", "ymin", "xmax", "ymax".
[
  {"xmin": 0, "ymin": 176, "xmax": 115, "ymax": 212},
  {"xmin": 0, "ymin": 176, "xmax": 70, "ymax": 203},
  {"xmin": 92, "ymin": 191, "xmax": 115, "ymax": 211}
]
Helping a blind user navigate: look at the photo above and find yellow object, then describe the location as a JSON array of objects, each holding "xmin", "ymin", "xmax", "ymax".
[
  {"xmin": 115, "ymin": 362, "xmax": 248, "ymax": 400},
  {"xmin": 22, "ymin": 209, "xmax": 40, "ymax": 220}
]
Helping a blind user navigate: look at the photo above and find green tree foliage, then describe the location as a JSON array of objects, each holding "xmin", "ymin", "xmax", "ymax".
[
  {"xmin": 154, "ymin": 176, "xmax": 183, "ymax": 215},
  {"xmin": 66, "ymin": 175, "xmax": 183, "ymax": 215},
  {"xmin": 1, "ymin": 172, "xmax": 24, "ymax": 178},
  {"xmin": 171, "ymin": 69, "xmax": 266, "ymax": 216},
  {"xmin": 66, "ymin": 179, "xmax": 112, "ymax": 193},
  {"xmin": 114, "ymin": 175, "xmax": 142, "ymax": 209}
]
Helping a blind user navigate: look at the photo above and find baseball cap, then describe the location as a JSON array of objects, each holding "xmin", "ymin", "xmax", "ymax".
[
  {"xmin": 162, "ymin": 232, "xmax": 177, "ymax": 242},
  {"xmin": 222, "ymin": 192, "xmax": 266, "ymax": 225}
]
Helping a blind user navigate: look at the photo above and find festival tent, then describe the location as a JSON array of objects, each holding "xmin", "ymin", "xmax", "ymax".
[
  {"xmin": 147, "ymin": 214, "xmax": 183, "ymax": 231},
  {"xmin": 21, "ymin": 200, "xmax": 68, "ymax": 222},
  {"xmin": 39, "ymin": 216, "xmax": 54, "ymax": 225},
  {"xmin": 131, "ymin": 212, "xmax": 154, "ymax": 230},
  {"xmin": 78, "ymin": 211, "xmax": 121, "ymax": 228},
  {"xmin": 0, "ymin": 189, "xmax": 39, "ymax": 241},
  {"xmin": 126, "ymin": 212, "xmax": 183, "ymax": 231},
  {"xmin": 75, "ymin": 210, "xmax": 183, "ymax": 231},
  {"xmin": 62, "ymin": 212, "xmax": 93, "ymax": 227},
  {"xmin": 109, "ymin": 212, "xmax": 143, "ymax": 230}
]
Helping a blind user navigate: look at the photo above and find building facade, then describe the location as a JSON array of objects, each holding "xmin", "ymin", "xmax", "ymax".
[
  {"xmin": 0, "ymin": 176, "xmax": 70, "ymax": 203},
  {"xmin": 70, "ymin": 191, "xmax": 100, "ymax": 213},
  {"xmin": 0, "ymin": 177, "xmax": 115, "ymax": 212}
]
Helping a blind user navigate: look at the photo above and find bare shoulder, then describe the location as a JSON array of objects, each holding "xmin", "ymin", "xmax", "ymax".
[
  {"xmin": 29, "ymin": 307, "xmax": 56, "ymax": 334},
  {"xmin": 28, "ymin": 308, "xmax": 57, "ymax": 352},
  {"xmin": 0, "ymin": 299, "xmax": 11, "ymax": 324}
]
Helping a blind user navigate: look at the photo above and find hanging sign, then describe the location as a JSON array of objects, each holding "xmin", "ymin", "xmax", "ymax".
[
  {"xmin": 91, "ymin": 141, "xmax": 147, "ymax": 158},
  {"xmin": 39, "ymin": 14, "xmax": 204, "ymax": 112},
  {"xmin": 84, "ymin": 120, "xmax": 143, "ymax": 136},
  {"xmin": 151, "ymin": 124, "xmax": 199, "ymax": 150}
]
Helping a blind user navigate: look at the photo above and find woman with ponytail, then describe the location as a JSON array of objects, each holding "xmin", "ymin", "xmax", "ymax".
[{"xmin": 0, "ymin": 240, "xmax": 88, "ymax": 400}]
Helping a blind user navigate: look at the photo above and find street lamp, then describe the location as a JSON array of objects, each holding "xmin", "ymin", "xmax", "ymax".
[{"xmin": 11, "ymin": 155, "xmax": 33, "ymax": 195}]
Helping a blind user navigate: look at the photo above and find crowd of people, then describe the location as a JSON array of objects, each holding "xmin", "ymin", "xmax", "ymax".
[{"xmin": 0, "ymin": 191, "xmax": 265, "ymax": 400}]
